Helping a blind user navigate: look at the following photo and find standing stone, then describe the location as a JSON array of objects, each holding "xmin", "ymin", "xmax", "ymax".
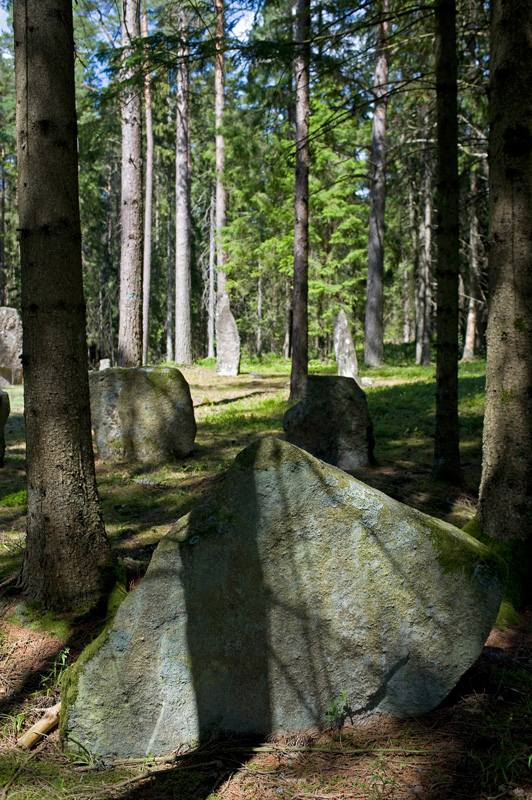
[
  {"xmin": 334, "ymin": 309, "xmax": 360, "ymax": 383},
  {"xmin": 0, "ymin": 389, "xmax": 10, "ymax": 466},
  {"xmin": 283, "ymin": 375, "xmax": 375, "ymax": 470},
  {"xmin": 0, "ymin": 308, "xmax": 23, "ymax": 385},
  {"xmin": 61, "ymin": 437, "xmax": 506, "ymax": 759},
  {"xmin": 216, "ymin": 293, "xmax": 240, "ymax": 377},
  {"xmin": 99, "ymin": 358, "xmax": 111, "ymax": 370},
  {"xmin": 89, "ymin": 366, "xmax": 196, "ymax": 462}
]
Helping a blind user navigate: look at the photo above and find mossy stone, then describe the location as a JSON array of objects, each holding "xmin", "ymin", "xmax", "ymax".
[
  {"xmin": 63, "ymin": 438, "xmax": 506, "ymax": 759},
  {"xmin": 89, "ymin": 367, "xmax": 196, "ymax": 462}
]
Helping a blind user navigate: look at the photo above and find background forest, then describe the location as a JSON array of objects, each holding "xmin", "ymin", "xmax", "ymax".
[
  {"xmin": 0, "ymin": 0, "xmax": 488, "ymax": 367},
  {"xmin": 2, "ymin": 0, "xmax": 532, "ymax": 797}
]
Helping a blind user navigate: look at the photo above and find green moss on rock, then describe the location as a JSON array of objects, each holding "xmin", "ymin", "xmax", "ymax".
[
  {"xmin": 60, "ymin": 581, "xmax": 128, "ymax": 744},
  {"xmin": 463, "ymin": 517, "xmax": 530, "ymax": 624}
]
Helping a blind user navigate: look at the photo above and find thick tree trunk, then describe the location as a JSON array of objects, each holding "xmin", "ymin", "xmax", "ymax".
[
  {"xmin": 289, "ymin": 0, "xmax": 310, "ymax": 401},
  {"xmin": 141, "ymin": 4, "xmax": 153, "ymax": 365},
  {"xmin": 174, "ymin": 14, "xmax": 192, "ymax": 365},
  {"xmin": 118, "ymin": 0, "xmax": 143, "ymax": 367},
  {"xmin": 477, "ymin": 0, "xmax": 532, "ymax": 545},
  {"xmin": 432, "ymin": 0, "xmax": 463, "ymax": 483},
  {"xmin": 14, "ymin": 0, "xmax": 111, "ymax": 610},
  {"xmin": 364, "ymin": 0, "xmax": 389, "ymax": 367}
]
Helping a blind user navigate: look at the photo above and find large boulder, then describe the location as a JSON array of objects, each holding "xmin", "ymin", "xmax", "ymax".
[
  {"xmin": 283, "ymin": 375, "xmax": 375, "ymax": 470},
  {"xmin": 62, "ymin": 437, "xmax": 506, "ymax": 759},
  {"xmin": 0, "ymin": 307, "xmax": 23, "ymax": 385},
  {"xmin": 0, "ymin": 388, "xmax": 10, "ymax": 466},
  {"xmin": 89, "ymin": 367, "xmax": 196, "ymax": 462}
]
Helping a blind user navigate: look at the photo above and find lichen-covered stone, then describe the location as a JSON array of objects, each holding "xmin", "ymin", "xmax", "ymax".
[
  {"xmin": 0, "ymin": 307, "xmax": 23, "ymax": 385},
  {"xmin": 283, "ymin": 375, "xmax": 375, "ymax": 470},
  {"xmin": 62, "ymin": 437, "xmax": 506, "ymax": 758},
  {"xmin": 334, "ymin": 309, "xmax": 360, "ymax": 383},
  {"xmin": 89, "ymin": 367, "xmax": 196, "ymax": 462},
  {"xmin": 216, "ymin": 294, "xmax": 240, "ymax": 377}
]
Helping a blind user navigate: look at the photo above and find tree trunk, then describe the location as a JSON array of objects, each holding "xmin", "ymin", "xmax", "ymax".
[
  {"xmin": 166, "ymin": 170, "xmax": 174, "ymax": 362},
  {"xmin": 364, "ymin": 0, "xmax": 389, "ymax": 368},
  {"xmin": 141, "ymin": 3, "xmax": 153, "ymax": 365},
  {"xmin": 207, "ymin": 187, "xmax": 216, "ymax": 358},
  {"xmin": 432, "ymin": 0, "xmax": 463, "ymax": 483},
  {"xmin": 477, "ymin": 0, "xmax": 532, "ymax": 548},
  {"xmin": 0, "ymin": 148, "xmax": 5, "ymax": 307},
  {"xmin": 283, "ymin": 276, "xmax": 292, "ymax": 359},
  {"xmin": 118, "ymin": 0, "xmax": 143, "ymax": 367},
  {"xmin": 174, "ymin": 12, "xmax": 192, "ymax": 365},
  {"xmin": 416, "ymin": 147, "xmax": 433, "ymax": 366},
  {"xmin": 214, "ymin": 0, "xmax": 240, "ymax": 375},
  {"xmin": 14, "ymin": 0, "xmax": 111, "ymax": 610},
  {"xmin": 461, "ymin": 170, "xmax": 480, "ymax": 360},
  {"xmin": 257, "ymin": 268, "xmax": 262, "ymax": 357},
  {"xmin": 289, "ymin": 0, "xmax": 310, "ymax": 401}
]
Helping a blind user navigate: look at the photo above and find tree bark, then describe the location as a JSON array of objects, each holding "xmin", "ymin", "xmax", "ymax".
[
  {"xmin": 364, "ymin": 0, "xmax": 389, "ymax": 367},
  {"xmin": 166, "ymin": 169, "xmax": 174, "ymax": 362},
  {"xmin": 141, "ymin": 3, "xmax": 153, "ymax": 365},
  {"xmin": 0, "ymin": 148, "xmax": 6, "ymax": 307},
  {"xmin": 477, "ymin": 0, "xmax": 532, "ymax": 545},
  {"xmin": 289, "ymin": 0, "xmax": 310, "ymax": 401},
  {"xmin": 432, "ymin": 0, "xmax": 463, "ymax": 483},
  {"xmin": 214, "ymin": 0, "xmax": 240, "ymax": 375},
  {"xmin": 416, "ymin": 144, "xmax": 433, "ymax": 366},
  {"xmin": 461, "ymin": 170, "xmax": 480, "ymax": 360},
  {"xmin": 14, "ymin": 0, "xmax": 111, "ymax": 610},
  {"xmin": 174, "ymin": 11, "xmax": 192, "ymax": 365},
  {"xmin": 207, "ymin": 187, "xmax": 216, "ymax": 358},
  {"xmin": 257, "ymin": 268, "xmax": 262, "ymax": 356},
  {"xmin": 118, "ymin": 0, "xmax": 143, "ymax": 367},
  {"xmin": 283, "ymin": 276, "xmax": 292, "ymax": 359}
]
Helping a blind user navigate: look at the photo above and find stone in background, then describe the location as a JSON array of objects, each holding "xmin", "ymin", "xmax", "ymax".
[
  {"xmin": 0, "ymin": 307, "xmax": 23, "ymax": 385},
  {"xmin": 89, "ymin": 366, "xmax": 196, "ymax": 462},
  {"xmin": 283, "ymin": 375, "xmax": 375, "ymax": 470}
]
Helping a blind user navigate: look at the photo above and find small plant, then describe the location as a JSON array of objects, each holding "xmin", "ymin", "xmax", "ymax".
[
  {"xmin": 39, "ymin": 647, "xmax": 70, "ymax": 695},
  {"xmin": 0, "ymin": 711, "xmax": 26, "ymax": 739},
  {"xmin": 325, "ymin": 689, "xmax": 350, "ymax": 729}
]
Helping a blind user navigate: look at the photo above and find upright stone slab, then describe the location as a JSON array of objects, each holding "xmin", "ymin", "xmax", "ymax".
[
  {"xmin": 283, "ymin": 375, "xmax": 375, "ymax": 470},
  {"xmin": 62, "ymin": 437, "xmax": 506, "ymax": 759},
  {"xmin": 0, "ymin": 388, "xmax": 10, "ymax": 466},
  {"xmin": 334, "ymin": 309, "xmax": 360, "ymax": 383},
  {"xmin": 216, "ymin": 294, "xmax": 240, "ymax": 377},
  {"xmin": 0, "ymin": 307, "xmax": 23, "ymax": 385},
  {"xmin": 89, "ymin": 367, "xmax": 196, "ymax": 462}
]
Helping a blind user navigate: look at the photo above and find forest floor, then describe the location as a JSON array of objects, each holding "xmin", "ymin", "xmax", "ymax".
[{"xmin": 0, "ymin": 354, "xmax": 531, "ymax": 799}]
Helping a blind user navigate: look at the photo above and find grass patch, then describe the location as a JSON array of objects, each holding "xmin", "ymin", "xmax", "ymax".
[
  {"xmin": 1, "ymin": 489, "xmax": 27, "ymax": 509},
  {"xmin": 5, "ymin": 603, "xmax": 74, "ymax": 639}
]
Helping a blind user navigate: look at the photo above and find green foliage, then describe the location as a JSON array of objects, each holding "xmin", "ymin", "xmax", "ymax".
[
  {"xmin": 325, "ymin": 689, "xmax": 350, "ymax": 728},
  {"xmin": 0, "ymin": 489, "xmax": 27, "ymax": 508}
]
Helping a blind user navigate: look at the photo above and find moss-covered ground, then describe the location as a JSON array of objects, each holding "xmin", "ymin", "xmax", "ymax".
[{"xmin": 1, "ymin": 351, "xmax": 531, "ymax": 799}]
